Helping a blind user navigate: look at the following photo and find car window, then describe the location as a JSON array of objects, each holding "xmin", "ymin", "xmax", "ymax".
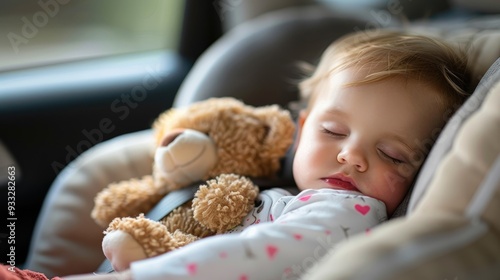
[{"xmin": 0, "ymin": 0, "xmax": 184, "ymax": 72}]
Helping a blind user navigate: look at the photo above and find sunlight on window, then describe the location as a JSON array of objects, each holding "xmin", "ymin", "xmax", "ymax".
[{"xmin": 0, "ymin": 0, "xmax": 184, "ymax": 72}]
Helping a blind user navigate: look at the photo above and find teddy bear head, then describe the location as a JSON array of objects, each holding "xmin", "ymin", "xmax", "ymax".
[{"xmin": 151, "ymin": 98, "xmax": 296, "ymax": 189}]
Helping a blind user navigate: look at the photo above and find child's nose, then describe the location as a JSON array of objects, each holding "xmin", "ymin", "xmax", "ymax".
[{"xmin": 337, "ymin": 145, "xmax": 368, "ymax": 172}]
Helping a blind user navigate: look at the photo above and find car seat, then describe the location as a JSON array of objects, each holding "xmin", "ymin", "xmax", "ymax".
[{"xmin": 24, "ymin": 4, "xmax": 500, "ymax": 279}]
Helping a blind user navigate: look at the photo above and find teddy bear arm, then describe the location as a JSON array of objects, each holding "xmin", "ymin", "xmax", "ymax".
[
  {"xmin": 92, "ymin": 176, "xmax": 165, "ymax": 227},
  {"xmin": 192, "ymin": 174, "xmax": 259, "ymax": 233}
]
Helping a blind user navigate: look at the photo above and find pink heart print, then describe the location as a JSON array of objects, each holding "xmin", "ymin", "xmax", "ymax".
[
  {"xmin": 355, "ymin": 204, "xmax": 371, "ymax": 215},
  {"xmin": 299, "ymin": 194, "xmax": 312, "ymax": 202},
  {"xmin": 186, "ymin": 263, "xmax": 197, "ymax": 275},
  {"xmin": 293, "ymin": 234, "xmax": 303, "ymax": 240},
  {"xmin": 266, "ymin": 245, "xmax": 278, "ymax": 260}
]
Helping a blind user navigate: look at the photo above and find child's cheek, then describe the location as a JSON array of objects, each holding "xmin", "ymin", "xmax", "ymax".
[
  {"xmin": 383, "ymin": 168, "xmax": 411, "ymax": 195},
  {"xmin": 396, "ymin": 163, "xmax": 418, "ymax": 180}
]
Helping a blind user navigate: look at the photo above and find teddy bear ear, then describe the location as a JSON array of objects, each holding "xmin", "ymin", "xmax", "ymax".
[{"xmin": 255, "ymin": 105, "xmax": 296, "ymax": 160}]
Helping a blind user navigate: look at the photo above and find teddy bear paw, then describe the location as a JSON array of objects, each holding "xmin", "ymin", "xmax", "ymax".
[
  {"xmin": 105, "ymin": 215, "xmax": 181, "ymax": 260},
  {"xmin": 193, "ymin": 174, "xmax": 259, "ymax": 233},
  {"xmin": 102, "ymin": 230, "xmax": 148, "ymax": 271}
]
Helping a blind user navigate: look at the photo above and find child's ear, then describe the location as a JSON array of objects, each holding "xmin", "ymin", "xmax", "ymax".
[{"xmin": 294, "ymin": 110, "xmax": 308, "ymax": 150}]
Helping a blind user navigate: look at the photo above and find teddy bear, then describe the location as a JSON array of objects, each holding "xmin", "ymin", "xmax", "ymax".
[{"xmin": 90, "ymin": 97, "xmax": 296, "ymax": 271}]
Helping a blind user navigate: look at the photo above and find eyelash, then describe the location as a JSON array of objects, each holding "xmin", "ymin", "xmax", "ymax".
[
  {"xmin": 321, "ymin": 128, "xmax": 345, "ymax": 138},
  {"xmin": 379, "ymin": 149, "xmax": 405, "ymax": 165}
]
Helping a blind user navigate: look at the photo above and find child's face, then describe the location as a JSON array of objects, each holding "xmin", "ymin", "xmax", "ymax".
[{"xmin": 293, "ymin": 68, "xmax": 446, "ymax": 215}]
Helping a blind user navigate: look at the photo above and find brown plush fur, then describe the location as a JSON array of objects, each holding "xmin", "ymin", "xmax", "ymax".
[{"xmin": 92, "ymin": 98, "xmax": 295, "ymax": 260}]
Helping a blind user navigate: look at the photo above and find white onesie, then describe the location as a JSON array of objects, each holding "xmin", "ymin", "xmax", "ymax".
[{"xmin": 132, "ymin": 188, "xmax": 387, "ymax": 280}]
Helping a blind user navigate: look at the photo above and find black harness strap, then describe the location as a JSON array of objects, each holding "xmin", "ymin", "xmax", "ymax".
[{"xmin": 145, "ymin": 184, "xmax": 200, "ymax": 221}]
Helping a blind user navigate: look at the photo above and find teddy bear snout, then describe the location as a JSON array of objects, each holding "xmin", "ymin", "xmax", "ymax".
[
  {"xmin": 160, "ymin": 128, "xmax": 186, "ymax": 147},
  {"xmin": 154, "ymin": 129, "xmax": 218, "ymax": 185}
]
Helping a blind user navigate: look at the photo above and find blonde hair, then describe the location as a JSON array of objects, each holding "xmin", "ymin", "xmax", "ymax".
[{"xmin": 299, "ymin": 30, "xmax": 471, "ymax": 113}]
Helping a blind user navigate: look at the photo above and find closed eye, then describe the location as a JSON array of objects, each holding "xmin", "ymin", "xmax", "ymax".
[
  {"xmin": 321, "ymin": 128, "xmax": 345, "ymax": 138},
  {"xmin": 378, "ymin": 149, "xmax": 405, "ymax": 165}
]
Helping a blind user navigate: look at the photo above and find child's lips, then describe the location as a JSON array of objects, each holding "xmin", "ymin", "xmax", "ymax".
[{"xmin": 321, "ymin": 176, "xmax": 359, "ymax": 192}]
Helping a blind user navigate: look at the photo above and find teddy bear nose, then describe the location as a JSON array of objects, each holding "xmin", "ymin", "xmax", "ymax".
[
  {"xmin": 154, "ymin": 129, "xmax": 218, "ymax": 185},
  {"xmin": 160, "ymin": 129, "xmax": 186, "ymax": 147}
]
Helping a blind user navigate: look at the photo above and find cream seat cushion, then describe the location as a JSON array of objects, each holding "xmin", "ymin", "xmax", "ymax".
[{"xmin": 24, "ymin": 130, "xmax": 154, "ymax": 277}]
